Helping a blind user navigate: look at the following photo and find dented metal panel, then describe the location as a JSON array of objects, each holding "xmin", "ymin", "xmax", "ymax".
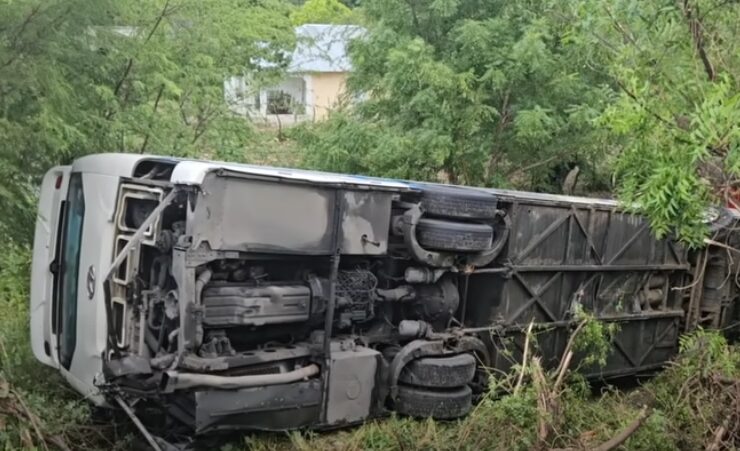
[{"xmin": 189, "ymin": 172, "xmax": 336, "ymax": 254}]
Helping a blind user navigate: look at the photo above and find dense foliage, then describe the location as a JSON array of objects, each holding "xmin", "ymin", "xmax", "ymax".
[
  {"xmin": 291, "ymin": 0, "xmax": 357, "ymax": 25},
  {"xmin": 299, "ymin": 0, "xmax": 740, "ymax": 244},
  {"xmin": 573, "ymin": 0, "xmax": 740, "ymax": 244},
  {"xmin": 2, "ymin": 0, "xmax": 739, "ymax": 244},
  {"xmin": 0, "ymin": 0, "xmax": 294, "ymax": 244},
  {"xmin": 300, "ymin": 0, "xmax": 616, "ymax": 192}
]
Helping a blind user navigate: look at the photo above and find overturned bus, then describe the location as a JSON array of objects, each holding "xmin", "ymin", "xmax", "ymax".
[{"xmin": 30, "ymin": 154, "xmax": 739, "ymax": 439}]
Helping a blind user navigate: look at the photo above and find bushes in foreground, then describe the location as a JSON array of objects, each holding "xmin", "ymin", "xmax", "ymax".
[{"xmin": 243, "ymin": 327, "xmax": 738, "ymax": 451}]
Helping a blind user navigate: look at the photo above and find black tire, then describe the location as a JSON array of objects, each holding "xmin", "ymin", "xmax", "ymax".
[
  {"xmin": 419, "ymin": 185, "xmax": 498, "ymax": 219},
  {"xmin": 399, "ymin": 353, "xmax": 477, "ymax": 388},
  {"xmin": 394, "ymin": 384, "xmax": 472, "ymax": 420},
  {"xmin": 417, "ymin": 218, "xmax": 493, "ymax": 252}
]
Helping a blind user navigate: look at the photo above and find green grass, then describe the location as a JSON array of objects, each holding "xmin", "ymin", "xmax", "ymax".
[
  {"xmin": 0, "ymin": 243, "xmax": 127, "ymax": 449},
  {"xmin": 227, "ymin": 330, "xmax": 739, "ymax": 451}
]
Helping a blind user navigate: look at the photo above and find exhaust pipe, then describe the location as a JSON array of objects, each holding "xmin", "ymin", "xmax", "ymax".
[{"xmin": 161, "ymin": 363, "xmax": 319, "ymax": 392}]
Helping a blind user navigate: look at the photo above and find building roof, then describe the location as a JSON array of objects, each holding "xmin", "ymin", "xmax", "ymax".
[{"xmin": 287, "ymin": 24, "xmax": 364, "ymax": 73}]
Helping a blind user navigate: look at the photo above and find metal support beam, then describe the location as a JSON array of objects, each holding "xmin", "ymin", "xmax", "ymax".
[
  {"xmin": 115, "ymin": 396, "xmax": 163, "ymax": 451},
  {"xmin": 104, "ymin": 189, "xmax": 178, "ymax": 282},
  {"xmin": 509, "ymin": 264, "xmax": 690, "ymax": 272}
]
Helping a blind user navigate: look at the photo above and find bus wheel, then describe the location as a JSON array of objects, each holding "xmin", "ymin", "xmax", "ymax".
[
  {"xmin": 419, "ymin": 185, "xmax": 498, "ymax": 219},
  {"xmin": 398, "ymin": 353, "xmax": 477, "ymax": 388},
  {"xmin": 394, "ymin": 384, "xmax": 472, "ymax": 420},
  {"xmin": 417, "ymin": 218, "xmax": 493, "ymax": 252}
]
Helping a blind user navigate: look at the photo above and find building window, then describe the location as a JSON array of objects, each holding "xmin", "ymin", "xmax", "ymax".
[
  {"xmin": 266, "ymin": 90, "xmax": 294, "ymax": 115},
  {"xmin": 264, "ymin": 77, "xmax": 306, "ymax": 115}
]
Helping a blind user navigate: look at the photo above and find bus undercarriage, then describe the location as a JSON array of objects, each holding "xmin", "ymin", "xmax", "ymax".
[{"xmin": 78, "ymin": 161, "xmax": 740, "ymax": 440}]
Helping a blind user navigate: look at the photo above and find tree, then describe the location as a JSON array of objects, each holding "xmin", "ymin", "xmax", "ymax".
[
  {"xmin": 568, "ymin": 0, "xmax": 740, "ymax": 245},
  {"xmin": 300, "ymin": 0, "xmax": 614, "ymax": 191},
  {"xmin": 0, "ymin": 0, "xmax": 294, "ymax": 244},
  {"xmin": 291, "ymin": 0, "xmax": 357, "ymax": 25},
  {"xmin": 301, "ymin": 0, "xmax": 740, "ymax": 245}
]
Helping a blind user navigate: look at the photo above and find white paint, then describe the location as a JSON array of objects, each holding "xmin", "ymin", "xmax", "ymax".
[
  {"xmin": 57, "ymin": 172, "xmax": 120, "ymax": 405},
  {"xmin": 30, "ymin": 166, "xmax": 71, "ymax": 368},
  {"xmin": 170, "ymin": 160, "xmax": 412, "ymax": 190}
]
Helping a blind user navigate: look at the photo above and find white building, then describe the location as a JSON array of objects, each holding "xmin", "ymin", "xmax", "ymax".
[{"xmin": 225, "ymin": 24, "xmax": 364, "ymax": 126}]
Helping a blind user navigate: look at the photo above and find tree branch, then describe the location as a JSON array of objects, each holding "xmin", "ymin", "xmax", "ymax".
[
  {"xmin": 191, "ymin": 104, "xmax": 221, "ymax": 144},
  {"xmin": 112, "ymin": 58, "xmax": 134, "ymax": 98},
  {"xmin": 681, "ymin": 0, "xmax": 716, "ymax": 81},
  {"xmin": 486, "ymin": 89, "xmax": 511, "ymax": 180},
  {"xmin": 603, "ymin": 5, "xmax": 640, "ymax": 51},
  {"xmin": 406, "ymin": 0, "xmax": 422, "ymax": 37},
  {"xmin": 593, "ymin": 407, "xmax": 651, "ymax": 451},
  {"xmin": 612, "ymin": 78, "xmax": 679, "ymax": 129},
  {"xmin": 178, "ymin": 90, "xmax": 191, "ymax": 125},
  {"xmin": 3, "ymin": 4, "xmax": 42, "ymax": 63},
  {"xmin": 139, "ymin": 83, "xmax": 165, "ymax": 154},
  {"xmin": 551, "ymin": 407, "xmax": 652, "ymax": 451},
  {"xmin": 706, "ymin": 415, "xmax": 730, "ymax": 451},
  {"xmin": 108, "ymin": 0, "xmax": 173, "ymax": 118},
  {"xmin": 506, "ymin": 155, "xmax": 559, "ymax": 177},
  {"xmin": 514, "ymin": 320, "xmax": 535, "ymax": 395},
  {"xmin": 552, "ymin": 319, "xmax": 588, "ymax": 393},
  {"xmin": 2, "ymin": 4, "xmax": 57, "ymax": 69},
  {"xmin": 144, "ymin": 0, "xmax": 171, "ymax": 45}
]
